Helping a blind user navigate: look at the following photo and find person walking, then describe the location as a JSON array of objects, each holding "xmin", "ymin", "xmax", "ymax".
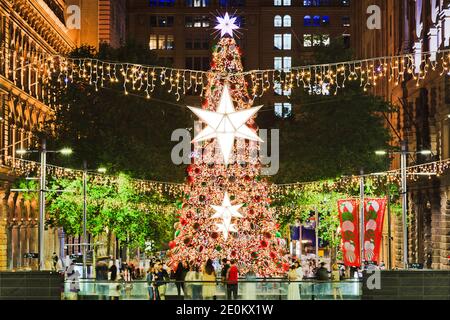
[
  {"xmin": 226, "ymin": 260, "xmax": 239, "ymax": 300},
  {"xmin": 287, "ymin": 265, "xmax": 301, "ymax": 300},
  {"xmin": 202, "ymin": 259, "xmax": 216, "ymax": 300},
  {"xmin": 315, "ymin": 262, "xmax": 329, "ymax": 299}
]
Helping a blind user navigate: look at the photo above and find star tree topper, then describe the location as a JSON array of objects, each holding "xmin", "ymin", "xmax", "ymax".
[
  {"xmin": 188, "ymin": 85, "xmax": 263, "ymax": 165},
  {"xmin": 211, "ymin": 192, "xmax": 244, "ymax": 240},
  {"xmin": 215, "ymin": 12, "xmax": 239, "ymax": 38}
]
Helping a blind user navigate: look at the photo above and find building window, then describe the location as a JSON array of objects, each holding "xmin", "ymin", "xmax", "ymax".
[
  {"xmin": 274, "ymin": 34, "xmax": 291, "ymax": 50},
  {"xmin": 304, "ymin": 16, "xmax": 312, "ymax": 27},
  {"xmin": 149, "ymin": 0, "xmax": 175, "ymax": 6},
  {"xmin": 342, "ymin": 16, "xmax": 350, "ymax": 27},
  {"xmin": 219, "ymin": 0, "xmax": 246, "ymax": 6},
  {"xmin": 274, "ymin": 0, "xmax": 291, "ymax": 6},
  {"xmin": 274, "ymin": 15, "xmax": 283, "ymax": 27},
  {"xmin": 149, "ymin": 35, "xmax": 174, "ymax": 50},
  {"xmin": 303, "ymin": 34, "xmax": 312, "ymax": 47},
  {"xmin": 186, "ymin": 37, "xmax": 209, "ymax": 50},
  {"xmin": 275, "ymin": 103, "xmax": 292, "ymax": 118},
  {"xmin": 185, "ymin": 16, "xmax": 210, "ymax": 27},
  {"xmin": 186, "ymin": 0, "xmax": 210, "ymax": 7},
  {"xmin": 303, "ymin": 34, "xmax": 330, "ymax": 47},
  {"xmin": 185, "ymin": 57, "xmax": 210, "ymax": 71},
  {"xmin": 150, "ymin": 16, "xmax": 174, "ymax": 27},
  {"xmin": 283, "ymin": 15, "xmax": 292, "ymax": 27},
  {"xmin": 274, "ymin": 56, "xmax": 292, "ymax": 71}
]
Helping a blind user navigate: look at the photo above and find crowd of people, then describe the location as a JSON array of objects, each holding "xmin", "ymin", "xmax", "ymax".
[{"xmin": 63, "ymin": 252, "xmax": 385, "ymax": 300}]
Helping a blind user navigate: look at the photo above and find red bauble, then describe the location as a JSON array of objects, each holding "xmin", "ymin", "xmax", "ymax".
[
  {"xmin": 231, "ymin": 250, "xmax": 237, "ymax": 257},
  {"xmin": 180, "ymin": 218, "xmax": 188, "ymax": 226},
  {"xmin": 254, "ymin": 195, "xmax": 261, "ymax": 202},
  {"xmin": 187, "ymin": 176, "xmax": 195, "ymax": 184},
  {"xmin": 270, "ymin": 252, "xmax": 277, "ymax": 259},
  {"xmin": 186, "ymin": 165, "xmax": 194, "ymax": 175},
  {"xmin": 211, "ymin": 232, "xmax": 219, "ymax": 239},
  {"xmin": 193, "ymin": 222, "xmax": 200, "ymax": 230},
  {"xmin": 168, "ymin": 241, "xmax": 176, "ymax": 249},
  {"xmin": 183, "ymin": 237, "xmax": 191, "ymax": 245},
  {"xmin": 194, "ymin": 167, "xmax": 201, "ymax": 174},
  {"xmin": 283, "ymin": 263, "xmax": 290, "ymax": 272},
  {"xmin": 264, "ymin": 232, "xmax": 272, "ymax": 239},
  {"xmin": 248, "ymin": 209, "xmax": 255, "ymax": 215},
  {"xmin": 260, "ymin": 240, "xmax": 268, "ymax": 248}
]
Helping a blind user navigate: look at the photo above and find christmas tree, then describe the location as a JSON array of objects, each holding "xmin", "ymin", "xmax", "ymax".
[{"xmin": 168, "ymin": 14, "xmax": 289, "ymax": 276}]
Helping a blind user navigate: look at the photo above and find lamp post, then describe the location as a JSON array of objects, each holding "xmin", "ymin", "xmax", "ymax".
[
  {"xmin": 81, "ymin": 161, "xmax": 106, "ymax": 278},
  {"xmin": 375, "ymin": 142, "xmax": 433, "ymax": 270},
  {"xmin": 16, "ymin": 139, "xmax": 72, "ymax": 270}
]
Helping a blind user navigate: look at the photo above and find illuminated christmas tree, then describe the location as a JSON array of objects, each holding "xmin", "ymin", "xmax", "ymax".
[{"xmin": 168, "ymin": 14, "xmax": 289, "ymax": 276}]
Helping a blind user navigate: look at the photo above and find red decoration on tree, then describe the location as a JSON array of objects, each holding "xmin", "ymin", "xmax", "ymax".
[{"xmin": 168, "ymin": 37, "xmax": 288, "ymax": 276}]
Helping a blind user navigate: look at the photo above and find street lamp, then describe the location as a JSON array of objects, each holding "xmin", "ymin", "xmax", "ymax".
[
  {"xmin": 16, "ymin": 139, "xmax": 72, "ymax": 271},
  {"xmin": 81, "ymin": 161, "xmax": 107, "ymax": 278},
  {"xmin": 375, "ymin": 141, "xmax": 434, "ymax": 270}
]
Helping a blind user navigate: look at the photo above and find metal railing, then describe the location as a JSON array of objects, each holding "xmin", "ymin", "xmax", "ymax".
[{"xmin": 63, "ymin": 278, "xmax": 362, "ymax": 301}]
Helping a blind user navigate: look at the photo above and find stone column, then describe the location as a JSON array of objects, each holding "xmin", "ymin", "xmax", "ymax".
[{"xmin": 0, "ymin": 193, "xmax": 7, "ymax": 270}]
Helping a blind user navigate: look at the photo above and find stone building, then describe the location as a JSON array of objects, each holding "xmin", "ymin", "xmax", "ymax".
[
  {"xmin": 0, "ymin": 0, "xmax": 125, "ymax": 271},
  {"xmin": 353, "ymin": 0, "xmax": 450, "ymax": 270}
]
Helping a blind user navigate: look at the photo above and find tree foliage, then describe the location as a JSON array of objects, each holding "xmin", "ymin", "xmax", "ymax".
[
  {"xmin": 266, "ymin": 40, "xmax": 394, "ymax": 184},
  {"xmin": 46, "ymin": 174, "xmax": 176, "ymax": 251}
]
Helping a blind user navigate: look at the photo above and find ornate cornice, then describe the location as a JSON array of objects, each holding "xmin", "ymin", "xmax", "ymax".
[{"xmin": 1, "ymin": 0, "xmax": 75, "ymax": 54}]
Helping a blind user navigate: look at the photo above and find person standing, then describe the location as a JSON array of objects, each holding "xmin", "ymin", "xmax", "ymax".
[
  {"xmin": 146, "ymin": 265, "xmax": 155, "ymax": 300},
  {"xmin": 109, "ymin": 261, "xmax": 118, "ymax": 281},
  {"xmin": 52, "ymin": 252, "xmax": 59, "ymax": 272},
  {"xmin": 154, "ymin": 261, "xmax": 169, "ymax": 300},
  {"xmin": 226, "ymin": 260, "xmax": 239, "ymax": 300},
  {"xmin": 174, "ymin": 261, "xmax": 186, "ymax": 298},
  {"xmin": 287, "ymin": 265, "xmax": 301, "ymax": 300},
  {"xmin": 331, "ymin": 264, "xmax": 343, "ymax": 300},
  {"xmin": 202, "ymin": 259, "xmax": 216, "ymax": 300},
  {"xmin": 295, "ymin": 261, "xmax": 304, "ymax": 298},
  {"xmin": 191, "ymin": 266, "xmax": 203, "ymax": 300}
]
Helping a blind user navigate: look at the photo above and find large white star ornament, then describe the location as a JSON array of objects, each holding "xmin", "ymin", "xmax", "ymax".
[
  {"xmin": 215, "ymin": 13, "xmax": 239, "ymax": 38},
  {"xmin": 211, "ymin": 192, "xmax": 244, "ymax": 240},
  {"xmin": 188, "ymin": 85, "xmax": 263, "ymax": 165}
]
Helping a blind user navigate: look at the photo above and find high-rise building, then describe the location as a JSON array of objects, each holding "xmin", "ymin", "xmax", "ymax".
[
  {"xmin": 67, "ymin": 0, "xmax": 127, "ymax": 49},
  {"xmin": 127, "ymin": 0, "xmax": 353, "ymax": 118}
]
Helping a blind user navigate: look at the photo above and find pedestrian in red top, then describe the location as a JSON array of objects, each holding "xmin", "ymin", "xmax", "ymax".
[{"xmin": 226, "ymin": 260, "xmax": 239, "ymax": 300}]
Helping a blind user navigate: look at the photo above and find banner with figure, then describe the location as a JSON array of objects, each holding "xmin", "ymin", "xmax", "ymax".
[
  {"xmin": 338, "ymin": 200, "xmax": 360, "ymax": 267},
  {"xmin": 364, "ymin": 198, "xmax": 387, "ymax": 264}
]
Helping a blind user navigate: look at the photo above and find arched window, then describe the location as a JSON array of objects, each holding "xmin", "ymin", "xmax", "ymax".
[
  {"xmin": 283, "ymin": 15, "xmax": 292, "ymax": 27},
  {"xmin": 274, "ymin": 15, "xmax": 282, "ymax": 27},
  {"xmin": 313, "ymin": 15, "xmax": 321, "ymax": 26},
  {"xmin": 304, "ymin": 15, "xmax": 312, "ymax": 26}
]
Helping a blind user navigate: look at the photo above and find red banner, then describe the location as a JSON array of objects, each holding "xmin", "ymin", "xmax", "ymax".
[
  {"xmin": 338, "ymin": 200, "xmax": 360, "ymax": 267},
  {"xmin": 363, "ymin": 198, "xmax": 387, "ymax": 264}
]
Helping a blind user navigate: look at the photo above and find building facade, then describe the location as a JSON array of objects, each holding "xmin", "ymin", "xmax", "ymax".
[
  {"xmin": 353, "ymin": 0, "xmax": 450, "ymax": 269},
  {"xmin": 127, "ymin": 0, "xmax": 352, "ymax": 118},
  {"xmin": 0, "ymin": 0, "xmax": 125, "ymax": 271}
]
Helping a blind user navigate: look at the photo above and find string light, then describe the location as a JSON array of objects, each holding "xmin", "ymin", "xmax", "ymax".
[{"xmin": 4, "ymin": 46, "xmax": 450, "ymax": 103}]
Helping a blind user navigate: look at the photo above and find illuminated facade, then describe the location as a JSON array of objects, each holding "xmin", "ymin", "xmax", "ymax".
[
  {"xmin": 127, "ymin": 0, "xmax": 353, "ymax": 118},
  {"xmin": 353, "ymin": 0, "xmax": 450, "ymax": 270}
]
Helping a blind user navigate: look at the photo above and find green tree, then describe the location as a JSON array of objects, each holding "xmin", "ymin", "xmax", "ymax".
[
  {"xmin": 39, "ymin": 43, "xmax": 192, "ymax": 182},
  {"xmin": 268, "ymin": 39, "xmax": 393, "ymax": 183}
]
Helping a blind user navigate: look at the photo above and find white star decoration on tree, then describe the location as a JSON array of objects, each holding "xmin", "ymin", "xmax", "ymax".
[
  {"xmin": 188, "ymin": 85, "xmax": 263, "ymax": 165},
  {"xmin": 215, "ymin": 13, "xmax": 239, "ymax": 38},
  {"xmin": 211, "ymin": 192, "xmax": 244, "ymax": 240}
]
